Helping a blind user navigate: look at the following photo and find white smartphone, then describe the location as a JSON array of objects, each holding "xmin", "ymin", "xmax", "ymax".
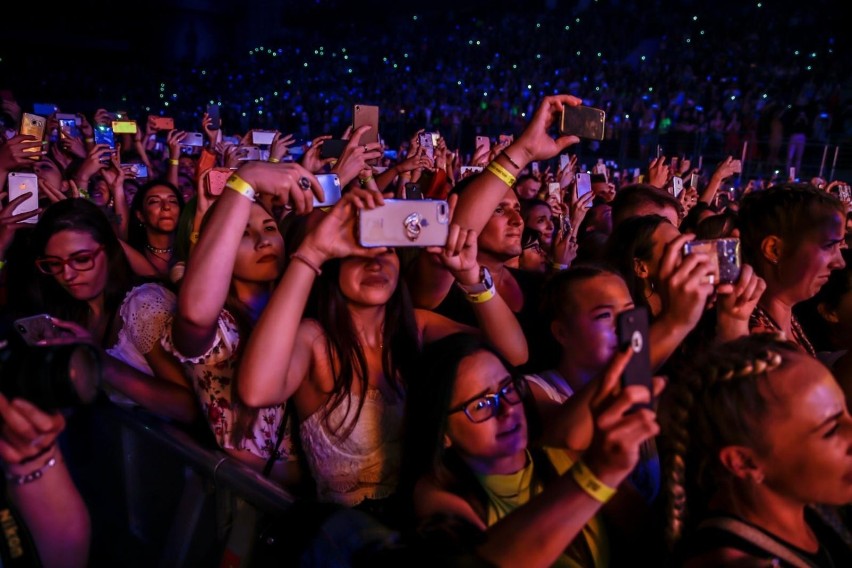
[
  {"xmin": 418, "ymin": 132, "xmax": 435, "ymax": 160},
  {"xmin": 559, "ymin": 154, "xmax": 571, "ymax": 172},
  {"xmin": 576, "ymin": 172, "xmax": 593, "ymax": 207},
  {"xmin": 672, "ymin": 176, "xmax": 684, "ymax": 197},
  {"xmin": 7, "ymin": 172, "xmax": 39, "ymax": 224},
  {"xmin": 252, "ymin": 130, "xmax": 277, "ymax": 146},
  {"xmin": 358, "ymin": 199, "xmax": 450, "ymax": 248},
  {"xmin": 460, "ymin": 166, "xmax": 484, "ymax": 177},
  {"xmin": 531, "ymin": 162, "xmax": 540, "ymax": 176},
  {"xmin": 313, "ymin": 174, "xmax": 342, "ymax": 207},
  {"xmin": 182, "ymin": 132, "xmax": 205, "ymax": 147}
]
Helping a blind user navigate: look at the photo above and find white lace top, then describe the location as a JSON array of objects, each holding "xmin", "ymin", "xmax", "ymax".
[
  {"xmin": 107, "ymin": 282, "xmax": 176, "ymax": 375},
  {"xmin": 162, "ymin": 309, "xmax": 295, "ymax": 462},
  {"xmin": 299, "ymin": 388, "xmax": 403, "ymax": 506}
]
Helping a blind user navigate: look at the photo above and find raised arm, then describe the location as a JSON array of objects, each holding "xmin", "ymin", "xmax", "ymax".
[
  {"xmin": 238, "ymin": 187, "xmax": 389, "ymax": 407},
  {"xmin": 450, "ymin": 95, "xmax": 581, "ymax": 240}
]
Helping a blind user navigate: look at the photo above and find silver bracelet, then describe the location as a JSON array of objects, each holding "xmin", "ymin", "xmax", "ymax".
[{"xmin": 5, "ymin": 456, "xmax": 58, "ymax": 486}]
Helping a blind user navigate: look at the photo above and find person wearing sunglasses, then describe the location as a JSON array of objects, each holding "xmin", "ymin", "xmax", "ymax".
[
  {"xmin": 399, "ymin": 332, "xmax": 661, "ymax": 568},
  {"xmin": 19, "ymin": 198, "xmax": 197, "ymax": 424}
]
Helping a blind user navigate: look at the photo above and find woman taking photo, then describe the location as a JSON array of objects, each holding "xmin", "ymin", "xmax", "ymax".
[{"xmin": 236, "ymin": 163, "xmax": 527, "ymax": 522}]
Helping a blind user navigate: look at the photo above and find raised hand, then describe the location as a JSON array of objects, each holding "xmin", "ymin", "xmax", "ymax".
[
  {"xmin": 0, "ymin": 134, "xmax": 43, "ymax": 171},
  {"xmin": 332, "ymin": 125, "xmax": 383, "ymax": 187},
  {"xmin": 269, "ymin": 132, "xmax": 296, "ymax": 163},
  {"xmin": 647, "ymin": 156, "xmax": 670, "ymax": 189}
]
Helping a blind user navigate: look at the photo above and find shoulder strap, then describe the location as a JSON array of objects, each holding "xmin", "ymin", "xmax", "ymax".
[{"xmin": 698, "ymin": 517, "xmax": 817, "ymax": 568}]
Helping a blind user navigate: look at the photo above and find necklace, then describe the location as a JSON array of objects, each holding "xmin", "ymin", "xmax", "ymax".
[{"xmin": 145, "ymin": 243, "xmax": 174, "ymax": 255}]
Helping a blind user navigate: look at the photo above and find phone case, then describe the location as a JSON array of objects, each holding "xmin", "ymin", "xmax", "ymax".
[
  {"xmin": 111, "ymin": 120, "xmax": 138, "ymax": 135},
  {"xmin": 319, "ymin": 139, "xmax": 347, "ymax": 160},
  {"xmin": 475, "ymin": 136, "xmax": 490, "ymax": 151},
  {"xmin": 7, "ymin": 172, "xmax": 39, "ymax": 224},
  {"xmin": 358, "ymin": 199, "xmax": 450, "ymax": 248},
  {"xmin": 559, "ymin": 105, "xmax": 605, "ymax": 140},
  {"xmin": 353, "ymin": 104, "xmax": 379, "ymax": 145},
  {"xmin": 403, "ymin": 183, "xmax": 424, "ymax": 200},
  {"xmin": 418, "ymin": 133, "xmax": 435, "ymax": 159},
  {"xmin": 20, "ymin": 113, "xmax": 46, "ymax": 156},
  {"xmin": 14, "ymin": 314, "xmax": 63, "ymax": 345},
  {"xmin": 683, "ymin": 238, "xmax": 741, "ymax": 285},
  {"xmin": 616, "ymin": 306, "xmax": 652, "ymax": 399},
  {"xmin": 206, "ymin": 104, "xmax": 220, "ymax": 130},
  {"xmin": 205, "ymin": 167, "xmax": 233, "ymax": 197},
  {"xmin": 313, "ymin": 174, "xmax": 342, "ymax": 207},
  {"xmin": 94, "ymin": 124, "xmax": 116, "ymax": 148},
  {"xmin": 576, "ymin": 172, "xmax": 593, "ymax": 200},
  {"xmin": 672, "ymin": 176, "xmax": 684, "ymax": 197},
  {"xmin": 238, "ymin": 145, "xmax": 262, "ymax": 161},
  {"xmin": 149, "ymin": 116, "xmax": 175, "ymax": 131}
]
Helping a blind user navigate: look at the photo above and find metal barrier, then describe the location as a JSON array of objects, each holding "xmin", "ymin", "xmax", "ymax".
[{"xmin": 65, "ymin": 400, "xmax": 295, "ymax": 568}]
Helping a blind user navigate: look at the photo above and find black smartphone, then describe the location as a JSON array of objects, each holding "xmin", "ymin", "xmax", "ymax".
[
  {"xmin": 206, "ymin": 103, "xmax": 220, "ymax": 131},
  {"xmin": 320, "ymin": 139, "xmax": 347, "ymax": 160},
  {"xmin": 403, "ymin": 182, "xmax": 424, "ymax": 200},
  {"xmin": 616, "ymin": 306, "xmax": 652, "ymax": 404},
  {"xmin": 559, "ymin": 105, "xmax": 606, "ymax": 140}
]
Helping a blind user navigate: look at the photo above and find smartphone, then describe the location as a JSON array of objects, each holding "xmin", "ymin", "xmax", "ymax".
[
  {"xmin": 683, "ymin": 238, "xmax": 742, "ymax": 285},
  {"xmin": 616, "ymin": 306, "xmax": 652, "ymax": 401},
  {"xmin": 206, "ymin": 103, "xmax": 220, "ymax": 131},
  {"xmin": 418, "ymin": 132, "xmax": 435, "ymax": 160},
  {"xmin": 460, "ymin": 166, "xmax": 483, "ymax": 177},
  {"xmin": 788, "ymin": 166, "xmax": 796, "ymax": 181},
  {"xmin": 353, "ymin": 104, "xmax": 379, "ymax": 145},
  {"xmin": 7, "ymin": 172, "xmax": 39, "ymax": 224},
  {"xmin": 576, "ymin": 172, "xmax": 593, "ymax": 205},
  {"xmin": 313, "ymin": 173, "xmax": 342, "ymax": 207},
  {"xmin": 121, "ymin": 163, "xmax": 149, "ymax": 179},
  {"xmin": 475, "ymin": 136, "xmax": 490, "ymax": 152},
  {"xmin": 238, "ymin": 145, "xmax": 262, "ymax": 161},
  {"xmin": 204, "ymin": 167, "xmax": 233, "ymax": 197},
  {"xmin": 358, "ymin": 199, "xmax": 450, "ymax": 248},
  {"xmin": 182, "ymin": 132, "xmax": 205, "ymax": 147},
  {"xmin": 94, "ymin": 124, "xmax": 116, "ymax": 149},
  {"xmin": 689, "ymin": 172, "xmax": 700, "ymax": 189},
  {"xmin": 559, "ymin": 105, "xmax": 606, "ymax": 140},
  {"xmin": 559, "ymin": 154, "xmax": 571, "ymax": 172},
  {"xmin": 403, "ymin": 182, "xmax": 424, "ymax": 200},
  {"xmin": 252, "ymin": 130, "xmax": 276, "ymax": 146},
  {"xmin": 33, "ymin": 103, "xmax": 57, "ymax": 117},
  {"xmin": 319, "ymin": 139, "xmax": 347, "ymax": 160},
  {"xmin": 531, "ymin": 162, "xmax": 540, "ymax": 176},
  {"xmin": 111, "ymin": 120, "xmax": 138, "ymax": 135},
  {"xmin": 547, "ymin": 182, "xmax": 562, "ymax": 205},
  {"xmin": 57, "ymin": 115, "xmax": 82, "ymax": 139},
  {"xmin": 13, "ymin": 314, "xmax": 68, "ymax": 345},
  {"xmin": 20, "ymin": 113, "xmax": 46, "ymax": 157},
  {"xmin": 149, "ymin": 116, "xmax": 175, "ymax": 131},
  {"xmin": 672, "ymin": 176, "xmax": 684, "ymax": 197}
]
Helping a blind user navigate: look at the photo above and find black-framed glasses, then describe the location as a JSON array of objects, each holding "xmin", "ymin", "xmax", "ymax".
[
  {"xmin": 35, "ymin": 246, "xmax": 105, "ymax": 275},
  {"xmin": 448, "ymin": 376, "xmax": 527, "ymax": 423}
]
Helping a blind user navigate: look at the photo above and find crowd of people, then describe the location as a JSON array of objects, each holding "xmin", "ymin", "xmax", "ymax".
[{"xmin": 0, "ymin": 2, "xmax": 851, "ymax": 566}]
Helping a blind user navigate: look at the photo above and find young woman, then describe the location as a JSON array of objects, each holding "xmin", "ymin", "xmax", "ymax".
[
  {"xmin": 25, "ymin": 198, "xmax": 196, "ymax": 423},
  {"xmin": 738, "ymin": 182, "xmax": 846, "ymax": 356},
  {"xmin": 126, "ymin": 179, "xmax": 184, "ymax": 279},
  {"xmin": 401, "ymin": 332, "xmax": 661, "ymax": 568},
  {"xmin": 662, "ymin": 333, "xmax": 852, "ymax": 566},
  {"xmin": 236, "ymin": 164, "xmax": 527, "ymax": 522}
]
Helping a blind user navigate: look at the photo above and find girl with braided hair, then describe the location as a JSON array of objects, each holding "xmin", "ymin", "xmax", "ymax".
[{"xmin": 661, "ymin": 333, "xmax": 852, "ymax": 566}]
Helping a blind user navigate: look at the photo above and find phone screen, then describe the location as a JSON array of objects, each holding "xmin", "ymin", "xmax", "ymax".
[
  {"xmin": 207, "ymin": 104, "xmax": 220, "ymax": 130},
  {"xmin": 94, "ymin": 124, "xmax": 116, "ymax": 148},
  {"xmin": 576, "ymin": 173, "xmax": 593, "ymax": 204}
]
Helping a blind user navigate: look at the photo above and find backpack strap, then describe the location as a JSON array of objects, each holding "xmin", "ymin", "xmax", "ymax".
[{"xmin": 698, "ymin": 516, "xmax": 817, "ymax": 568}]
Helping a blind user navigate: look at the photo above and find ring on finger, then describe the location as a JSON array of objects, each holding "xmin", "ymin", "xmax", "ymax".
[{"xmin": 298, "ymin": 176, "xmax": 311, "ymax": 191}]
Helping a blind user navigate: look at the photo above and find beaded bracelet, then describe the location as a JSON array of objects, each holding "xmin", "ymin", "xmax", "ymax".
[
  {"xmin": 570, "ymin": 460, "xmax": 616, "ymax": 503},
  {"xmin": 225, "ymin": 173, "xmax": 257, "ymax": 202},
  {"xmin": 6, "ymin": 449, "xmax": 58, "ymax": 486},
  {"xmin": 486, "ymin": 162, "xmax": 517, "ymax": 189}
]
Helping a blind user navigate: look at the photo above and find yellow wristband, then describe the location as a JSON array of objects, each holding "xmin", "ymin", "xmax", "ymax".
[
  {"xmin": 463, "ymin": 286, "xmax": 496, "ymax": 304},
  {"xmin": 168, "ymin": 158, "xmax": 179, "ymax": 166},
  {"xmin": 551, "ymin": 262, "xmax": 569, "ymax": 271},
  {"xmin": 225, "ymin": 173, "xmax": 257, "ymax": 202},
  {"xmin": 269, "ymin": 157, "xmax": 280, "ymax": 163},
  {"xmin": 486, "ymin": 162, "xmax": 517, "ymax": 188},
  {"xmin": 571, "ymin": 460, "xmax": 616, "ymax": 503}
]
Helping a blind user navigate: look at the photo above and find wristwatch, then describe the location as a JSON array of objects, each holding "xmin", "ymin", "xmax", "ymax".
[{"xmin": 457, "ymin": 266, "xmax": 493, "ymax": 294}]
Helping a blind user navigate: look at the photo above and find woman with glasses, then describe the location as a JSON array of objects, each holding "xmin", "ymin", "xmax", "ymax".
[
  {"xmin": 399, "ymin": 332, "xmax": 660, "ymax": 567},
  {"xmin": 24, "ymin": 198, "xmax": 197, "ymax": 423}
]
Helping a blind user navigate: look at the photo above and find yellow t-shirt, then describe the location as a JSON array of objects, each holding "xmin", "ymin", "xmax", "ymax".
[{"xmin": 476, "ymin": 448, "xmax": 609, "ymax": 568}]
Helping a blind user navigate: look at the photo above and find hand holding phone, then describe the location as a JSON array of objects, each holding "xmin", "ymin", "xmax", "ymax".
[
  {"xmin": 559, "ymin": 105, "xmax": 606, "ymax": 140},
  {"xmin": 14, "ymin": 314, "xmax": 67, "ymax": 345},
  {"xmin": 7, "ymin": 172, "xmax": 39, "ymax": 224}
]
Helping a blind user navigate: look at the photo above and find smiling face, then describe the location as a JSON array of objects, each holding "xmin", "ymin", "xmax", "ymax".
[
  {"xmin": 231, "ymin": 203, "xmax": 285, "ymax": 283},
  {"xmin": 478, "ymin": 188, "xmax": 523, "ymax": 261},
  {"xmin": 42, "ymin": 229, "xmax": 108, "ymax": 303},
  {"xmin": 446, "ymin": 349, "xmax": 528, "ymax": 475},
  {"xmin": 338, "ymin": 249, "xmax": 400, "ymax": 307},
  {"xmin": 749, "ymin": 353, "xmax": 852, "ymax": 506},
  {"xmin": 135, "ymin": 185, "xmax": 181, "ymax": 234},
  {"xmin": 524, "ymin": 203, "xmax": 555, "ymax": 248}
]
